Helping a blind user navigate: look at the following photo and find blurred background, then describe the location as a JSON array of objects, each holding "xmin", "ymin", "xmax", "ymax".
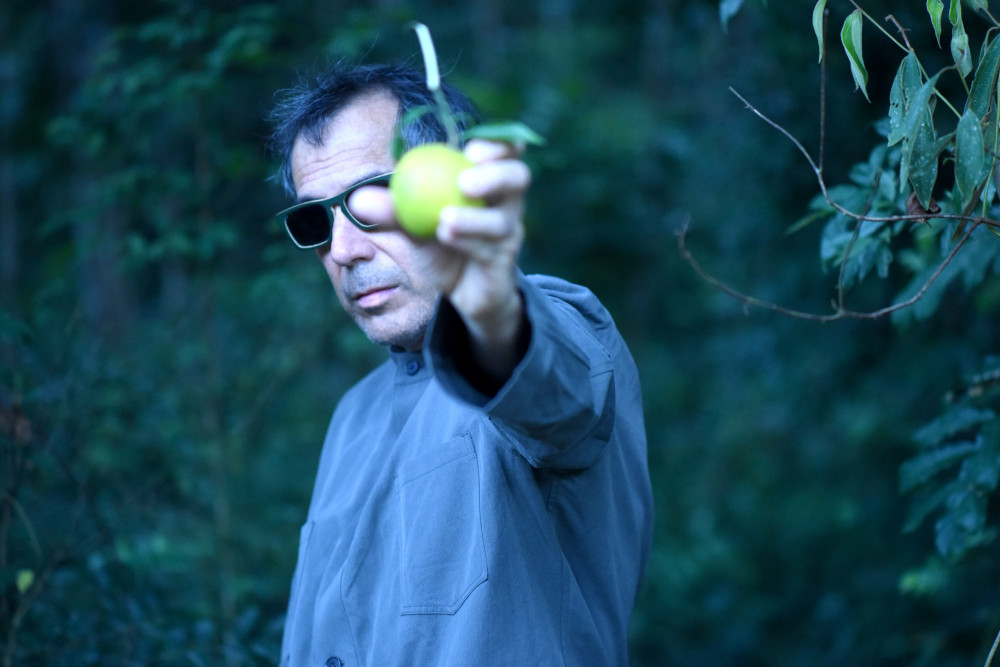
[{"xmin": 2, "ymin": 0, "xmax": 999, "ymax": 664}]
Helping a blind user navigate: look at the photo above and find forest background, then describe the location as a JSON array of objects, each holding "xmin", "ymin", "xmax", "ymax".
[{"xmin": 2, "ymin": 0, "xmax": 999, "ymax": 664}]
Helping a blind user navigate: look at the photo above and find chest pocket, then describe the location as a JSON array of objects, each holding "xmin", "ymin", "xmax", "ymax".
[{"xmin": 396, "ymin": 433, "xmax": 487, "ymax": 614}]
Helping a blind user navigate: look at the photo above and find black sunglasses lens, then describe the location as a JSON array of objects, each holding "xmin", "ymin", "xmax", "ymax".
[{"xmin": 286, "ymin": 205, "xmax": 331, "ymax": 246}]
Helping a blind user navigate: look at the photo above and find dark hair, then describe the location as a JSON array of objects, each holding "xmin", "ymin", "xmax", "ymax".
[{"xmin": 267, "ymin": 61, "xmax": 480, "ymax": 197}]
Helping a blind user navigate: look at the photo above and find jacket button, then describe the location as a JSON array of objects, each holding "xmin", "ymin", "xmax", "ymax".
[
  {"xmin": 324, "ymin": 658, "xmax": 344, "ymax": 667},
  {"xmin": 405, "ymin": 359, "xmax": 420, "ymax": 375}
]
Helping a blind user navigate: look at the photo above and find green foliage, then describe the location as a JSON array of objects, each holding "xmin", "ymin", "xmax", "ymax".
[
  {"xmin": 801, "ymin": 135, "xmax": 901, "ymax": 288},
  {"xmin": 463, "ymin": 121, "xmax": 547, "ymax": 146},
  {"xmin": 3, "ymin": 0, "xmax": 1000, "ymax": 664},
  {"xmin": 820, "ymin": 1, "xmax": 999, "ymax": 213},
  {"xmin": 813, "ymin": 0, "xmax": 828, "ymax": 62},
  {"xmin": 929, "ymin": 0, "xmax": 945, "ymax": 46},
  {"xmin": 805, "ymin": 0, "xmax": 1000, "ymax": 568},
  {"xmin": 842, "ymin": 10, "xmax": 871, "ymax": 101},
  {"xmin": 712, "ymin": 0, "xmax": 1000, "ymax": 659},
  {"xmin": 0, "ymin": 1, "xmax": 360, "ymax": 663},
  {"xmin": 902, "ymin": 359, "xmax": 1000, "ymax": 560}
]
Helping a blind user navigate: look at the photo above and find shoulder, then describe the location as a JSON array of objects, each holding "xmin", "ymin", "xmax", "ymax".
[
  {"xmin": 521, "ymin": 273, "xmax": 616, "ymax": 336},
  {"xmin": 524, "ymin": 273, "xmax": 603, "ymax": 306}
]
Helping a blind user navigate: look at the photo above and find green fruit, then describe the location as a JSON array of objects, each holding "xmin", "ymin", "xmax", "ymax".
[{"xmin": 389, "ymin": 143, "xmax": 483, "ymax": 237}]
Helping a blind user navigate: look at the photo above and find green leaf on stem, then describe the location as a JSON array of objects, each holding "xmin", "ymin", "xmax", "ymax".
[
  {"xmin": 900, "ymin": 73, "xmax": 940, "ymax": 142},
  {"xmin": 968, "ymin": 35, "xmax": 1000, "ymax": 119},
  {"xmin": 952, "ymin": 27, "xmax": 973, "ymax": 78},
  {"xmin": 947, "ymin": 0, "xmax": 973, "ymax": 78},
  {"xmin": 897, "ymin": 72, "xmax": 941, "ymax": 203},
  {"xmin": 464, "ymin": 121, "xmax": 546, "ymax": 146},
  {"xmin": 907, "ymin": 124, "xmax": 947, "ymax": 211},
  {"xmin": 955, "ymin": 107, "xmax": 987, "ymax": 209},
  {"xmin": 913, "ymin": 407, "xmax": 996, "ymax": 448},
  {"xmin": 410, "ymin": 22, "xmax": 460, "ymax": 148},
  {"xmin": 900, "ymin": 441, "xmax": 979, "ymax": 493},
  {"xmin": 841, "ymin": 10, "xmax": 869, "ymax": 101},
  {"xmin": 949, "ymin": 0, "xmax": 962, "ymax": 25},
  {"xmin": 812, "ymin": 0, "xmax": 827, "ymax": 63},
  {"xmin": 927, "ymin": 0, "xmax": 944, "ymax": 46},
  {"xmin": 889, "ymin": 53, "xmax": 923, "ymax": 146}
]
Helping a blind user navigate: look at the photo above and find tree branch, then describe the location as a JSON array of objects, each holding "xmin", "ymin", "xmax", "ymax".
[
  {"xmin": 676, "ymin": 219, "xmax": 979, "ymax": 321},
  {"xmin": 727, "ymin": 88, "xmax": 1000, "ymax": 230},
  {"xmin": 679, "ymin": 83, "xmax": 999, "ymax": 322}
]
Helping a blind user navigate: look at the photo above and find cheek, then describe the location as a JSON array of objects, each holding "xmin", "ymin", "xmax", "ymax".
[{"xmin": 316, "ymin": 246, "xmax": 344, "ymax": 290}]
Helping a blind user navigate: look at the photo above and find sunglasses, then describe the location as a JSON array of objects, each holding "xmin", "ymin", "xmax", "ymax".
[{"xmin": 275, "ymin": 173, "xmax": 394, "ymax": 249}]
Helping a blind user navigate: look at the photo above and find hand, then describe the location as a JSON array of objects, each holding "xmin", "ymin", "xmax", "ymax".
[
  {"xmin": 433, "ymin": 139, "xmax": 530, "ymax": 340},
  {"xmin": 352, "ymin": 139, "xmax": 531, "ymax": 375}
]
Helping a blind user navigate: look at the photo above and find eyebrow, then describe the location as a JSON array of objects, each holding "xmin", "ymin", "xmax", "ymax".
[{"xmin": 294, "ymin": 170, "xmax": 390, "ymax": 205}]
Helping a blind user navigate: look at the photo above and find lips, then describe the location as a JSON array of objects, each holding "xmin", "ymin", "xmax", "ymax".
[
  {"xmin": 352, "ymin": 284, "xmax": 397, "ymax": 309},
  {"xmin": 341, "ymin": 264, "xmax": 404, "ymax": 311}
]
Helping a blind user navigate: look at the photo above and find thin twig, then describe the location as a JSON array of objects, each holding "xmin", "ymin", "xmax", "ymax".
[
  {"xmin": 728, "ymin": 88, "xmax": 1000, "ymax": 230},
  {"xmin": 685, "ymin": 83, "xmax": 1000, "ymax": 322},
  {"xmin": 985, "ymin": 623, "xmax": 1000, "ymax": 667},
  {"xmin": 835, "ymin": 171, "xmax": 882, "ymax": 311},
  {"xmin": 676, "ymin": 219, "xmax": 978, "ymax": 321},
  {"xmin": 850, "ymin": 221, "xmax": 977, "ymax": 318},
  {"xmin": 731, "ymin": 87, "xmax": 822, "ymax": 177},
  {"xmin": 850, "ymin": 1, "xmax": 908, "ymax": 53},
  {"xmin": 884, "ymin": 14, "xmax": 913, "ymax": 54},
  {"xmin": 819, "ymin": 6, "xmax": 827, "ymax": 174},
  {"xmin": 2, "ymin": 493, "xmax": 41, "ymax": 565},
  {"xmin": 677, "ymin": 220, "xmax": 844, "ymax": 322}
]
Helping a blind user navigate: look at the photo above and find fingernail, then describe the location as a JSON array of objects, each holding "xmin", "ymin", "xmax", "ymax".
[{"xmin": 439, "ymin": 207, "xmax": 457, "ymax": 239}]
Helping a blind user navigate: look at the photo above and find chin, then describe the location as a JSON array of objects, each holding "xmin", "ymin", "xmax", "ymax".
[
  {"xmin": 357, "ymin": 320, "xmax": 427, "ymax": 351},
  {"xmin": 353, "ymin": 304, "xmax": 434, "ymax": 351}
]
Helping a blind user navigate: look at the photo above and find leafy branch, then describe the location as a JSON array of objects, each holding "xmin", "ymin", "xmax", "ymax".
[
  {"xmin": 702, "ymin": 0, "xmax": 1000, "ymax": 586},
  {"xmin": 683, "ymin": 1, "xmax": 1000, "ymax": 323},
  {"xmin": 677, "ymin": 213, "xmax": 980, "ymax": 322}
]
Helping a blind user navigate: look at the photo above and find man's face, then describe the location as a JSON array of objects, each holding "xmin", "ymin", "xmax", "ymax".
[{"xmin": 289, "ymin": 90, "xmax": 439, "ymax": 351}]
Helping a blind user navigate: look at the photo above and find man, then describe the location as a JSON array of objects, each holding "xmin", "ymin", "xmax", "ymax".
[{"xmin": 268, "ymin": 62, "xmax": 653, "ymax": 666}]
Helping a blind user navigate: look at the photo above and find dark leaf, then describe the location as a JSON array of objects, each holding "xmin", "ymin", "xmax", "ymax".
[
  {"xmin": 888, "ymin": 53, "xmax": 923, "ymax": 147},
  {"xmin": 955, "ymin": 108, "xmax": 987, "ymax": 212},
  {"xmin": 900, "ymin": 441, "xmax": 978, "ymax": 493},
  {"xmin": 463, "ymin": 121, "xmax": 546, "ymax": 146},
  {"xmin": 968, "ymin": 34, "xmax": 1000, "ymax": 118},
  {"xmin": 912, "ymin": 407, "xmax": 995, "ymax": 447}
]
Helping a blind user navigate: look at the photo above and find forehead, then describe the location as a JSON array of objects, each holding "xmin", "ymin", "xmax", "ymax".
[{"xmin": 290, "ymin": 89, "xmax": 399, "ymax": 199}]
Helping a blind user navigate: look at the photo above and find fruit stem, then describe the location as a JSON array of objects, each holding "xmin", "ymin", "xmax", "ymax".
[{"xmin": 411, "ymin": 22, "xmax": 461, "ymax": 149}]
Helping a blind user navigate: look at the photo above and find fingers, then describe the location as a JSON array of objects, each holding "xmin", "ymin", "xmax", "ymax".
[
  {"xmin": 460, "ymin": 139, "xmax": 531, "ymax": 207},
  {"xmin": 459, "ymin": 159, "xmax": 531, "ymax": 203},
  {"xmin": 437, "ymin": 205, "xmax": 523, "ymax": 262},
  {"xmin": 462, "ymin": 139, "xmax": 530, "ymax": 200},
  {"xmin": 348, "ymin": 140, "xmax": 531, "ymax": 251},
  {"xmin": 463, "ymin": 138, "xmax": 524, "ymax": 163},
  {"xmin": 436, "ymin": 140, "xmax": 529, "ymax": 252},
  {"xmin": 439, "ymin": 204, "xmax": 518, "ymax": 240}
]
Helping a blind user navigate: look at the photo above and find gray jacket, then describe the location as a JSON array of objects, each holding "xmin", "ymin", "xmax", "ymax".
[{"xmin": 280, "ymin": 273, "xmax": 654, "ymax": 666}]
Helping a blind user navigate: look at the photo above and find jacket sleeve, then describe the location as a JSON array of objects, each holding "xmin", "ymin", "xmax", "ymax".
[{"xmin": 424, "ymin": 273, "xmax": 619, "ymax": 470}]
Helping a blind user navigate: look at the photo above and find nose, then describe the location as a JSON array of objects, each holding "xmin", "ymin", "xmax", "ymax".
[{"xmin": 325, "ymin": 205, "xmax": 375, "ymax": 266}]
